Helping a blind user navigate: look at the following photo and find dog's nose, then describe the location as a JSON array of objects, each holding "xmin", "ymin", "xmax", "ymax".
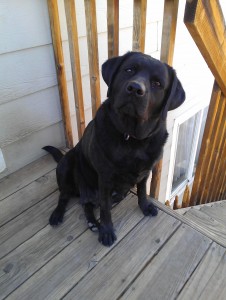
[{"xmin": 126, "ymin": 81, "xmax": 146, "ymax": 97}]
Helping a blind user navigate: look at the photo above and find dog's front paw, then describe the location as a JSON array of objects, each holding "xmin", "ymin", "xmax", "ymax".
[
  {"xmin": 49, "ymin": 208, "xmax": 64, "ymax": 226},
  {"xmin": 98, "ymin": 225, "xmax": 117, "ymax": 247},
  {"xmin": 140, "ymin": 202, "xmax": 158, "ymax": 217}
]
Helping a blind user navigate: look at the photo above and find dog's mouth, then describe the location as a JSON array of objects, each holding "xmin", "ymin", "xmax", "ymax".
[{"xmin": 116, "ymin": 104, "xmax": 159, "ymax": 140}]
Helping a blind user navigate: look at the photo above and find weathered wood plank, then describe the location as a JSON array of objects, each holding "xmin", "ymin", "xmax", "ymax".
[
  {"xmin": 47, "ymin": 0, "xmax": 73, "ymax": 148},
  {"xmin": 64, "ymin": 215, "xmax": 180, "ymax": 299},
  {"xmin": 0, "ymin": 155, "xmax": 56, "ymax": 201},
  {"xmin": 160, "ymin": 0, "xmax": 179, "ymax": 65},
  {"xmin": 184, "ymin": 208, "xmax": 226, "ymax": 247},
  {"xmin": 0, "ymin": 170, "xmax": 57, "ymax": 227},
  {"xmin": 199, "ymin": 202, "xmax": 226, "ymax": 226},
  {"xmin": 6, "ymin": 195, "xmax": 152, "ymax": 300},
  {"xmin": 132, "ymin": 0, "xmax": 147, "ymax": 52},
  {"xmin": 0, "ymin": 202, "xmax": 83, "ymax": 299},
  {"xmin": 64, "ymin": 0, "xmax": 85, "ymax": 139},
  {"xmin": 107, "ymin": 0, "xmax": 119, "ymax": 58},
  {"xmin": 0, "ymin": 191, "xmax": 60, "ymax": 259},
  {"xmin": 84, "ymin": 0, "xmax": 101, "ymax": 118},
  {"xmin": 152, "ymin": 198, "xmax": 226, "ymax": 247},
  {"xmin": 121, "ymin": 225, "xmax": 211, "ymax": 300},
  {"xmin": 184, "ymin": 0, "xmax": 226, "ymax": 96},
  {"xmin": 178, "ymin": 243, "xmax": 226, "ymax": 300}
]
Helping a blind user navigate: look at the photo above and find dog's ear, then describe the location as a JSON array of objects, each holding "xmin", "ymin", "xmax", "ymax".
[
  {"xmin": 102, "ymin": 52, "xmax": 134, "ymax": 97},
  {"xmin": 161, "ymin": 66, "xmax": 185, "ymax": 120}
]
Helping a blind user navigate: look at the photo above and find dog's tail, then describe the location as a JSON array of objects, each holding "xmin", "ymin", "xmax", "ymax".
[{"xmin": 42, "ymin": 146, "xmax": 64, "ymax": 163}]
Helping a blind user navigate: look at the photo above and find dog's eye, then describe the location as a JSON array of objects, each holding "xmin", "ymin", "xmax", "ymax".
[
  {"xmin": 125, "ymin": 67, "xmax": 135, "ymax": 73},
  {"xmin": 151, "ymin": 81, "xmax": 161, "ymax": 88}
]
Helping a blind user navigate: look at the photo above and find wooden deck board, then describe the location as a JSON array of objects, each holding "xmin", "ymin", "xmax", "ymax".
[
  {"xmin": 0, "ymin": 169, "xmax": 57, "ymax": 227},
  {"xmin": 178, "ymin": 243, "xmax": 226, "ymax": 300},
  {"xmin": 0, "ymin": 154, "xmax": 56, "ymax": 201},
  {"xmin": 120, "ymin": 225, "xmax": 211, "ymax": 300},
  {"xmin": 0, "ymin": 156, "xmax": 226, "ymax": 299},
  {"xmin": 63, "ymin": 213, "xmax": 180, "ymax": 300}
]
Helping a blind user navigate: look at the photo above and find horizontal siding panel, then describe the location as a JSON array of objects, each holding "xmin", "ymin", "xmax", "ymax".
[
  {"xmin": 0, "ymin": 0, "xmax": 51, "ymax": 54},
  {"xmin": 0, "ymin": 45, "xmax": 57, "ymax": 104},
  {"xmin": 0, "ymin": 86, "xmax": 62, "ymax": 147},
  {"xmin": 0, "ymin": 122, "xmax": 65, "ymax": 179}
]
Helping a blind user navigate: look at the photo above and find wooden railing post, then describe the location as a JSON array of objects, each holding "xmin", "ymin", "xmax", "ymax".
[
  {"xmin": 64, "ymin": 0, "xmax": 85, "ymax": 140},
  {"xmin": 150, "ymin": 0, "xmax": 179, "ymax": 199},
  {"xmin": 107, "ymin": 0, "xmax": 119, "ymax": 58},
  {"xmin": 133, "ymin": 0, "xmax": 147, "ymax": 52},
  {"xmin": 47, "ymin": 0, "xmax": 74, "ymax": 148},
  {"xmin": 84, "ymin": 0, "xmax": 101, "ymax": 118}
]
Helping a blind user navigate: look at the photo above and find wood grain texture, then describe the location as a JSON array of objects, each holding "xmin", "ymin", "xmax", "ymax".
[
  {"xmin": 64, "ymin": 212, "xmax": 180, "ymax": 300},
  {"xmin": 107, "ymin": 0, "xmax": 119, "ymax": 58},
  {"xmin": 160, "ymin": 0, "xmax": 179, "ymax": 65},
  {"xmin": 184, "ymin": 208, "xmax": 226, "ymax": 247},
  {"xmin": 132, "ymin": 0, "xmax": 147, "ymax": 52},
  {"xmin": 0, "ymin": 154, "xmax": 56, "ymax": 201},
  {"xmin": 6, "ymin": 195, "xmax": 145, "ymax": 300},
  {"xmin": 121, "ymin": 225, "xmax": 211, "ymax": 300},
  {"xmin": 178, "ymin": 242, "xmax": 226, "ymax": 300},
  {"xmin": 0, "ymin": 191, "xmax": 60, "ymax": 259},
  {"xmin": 47, "ymin": 0, "xmax": 73, "ymax": 148},
  {"xmin": 184, "ymin": 0, "xmax": 226, "ymax": 96},
  {"xmin": 84, "ymin": 0, "xmax": 101, "ymax": 118},
  {"xmin": 0, "ymin": 202, "xmax": 82, "ymax": 300},
  {"xmin": 0, "ymin": 170, "xmax": 57, "ymax": 227},
  {"xmin": 190, "ymin": 83, "xmax": 224, "ymax": 205},
  {"xmin": 64, "ymin": 0, "xmax": 85, "ymax": 139}
]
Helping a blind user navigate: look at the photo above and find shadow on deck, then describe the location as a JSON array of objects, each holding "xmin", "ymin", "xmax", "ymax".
[{"xmin": 0, "ymin": 155, "xmax": 226, "ymax": 299}]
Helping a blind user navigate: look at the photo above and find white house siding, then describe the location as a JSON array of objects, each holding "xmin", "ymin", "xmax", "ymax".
[{"xmin": 0, "ymin": 0, "xmax": 65, "ymax": 179}]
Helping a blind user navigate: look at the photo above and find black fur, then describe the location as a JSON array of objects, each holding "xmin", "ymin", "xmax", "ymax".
[{"xmin": 43, "ymin": 52, "xmax": 185, "ymax": 246}]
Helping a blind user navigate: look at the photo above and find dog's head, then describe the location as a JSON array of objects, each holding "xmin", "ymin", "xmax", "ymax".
[{"xmin": 102, "ymin": 52, "xmax": 185, "ymax": 139}]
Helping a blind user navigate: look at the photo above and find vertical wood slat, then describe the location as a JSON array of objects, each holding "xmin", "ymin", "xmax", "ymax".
[
  {"xmin": 189, "ymin": 82, "xmax": 222, "ymax": 205},
  {"xmin": 133, "ymin": 0, "xmax": 147, "ymax": 52},
  {"xmin": 150, "ymin": 0, "xmax": 179, "ymax": 199},
  {"xmin": 47, "ymin": 0, "xmax": 74, "ymax": 148},
  {"xmin": 205, "ymin": 104, "xmax": 226, "ymax": 203},
  {"xmin": 182, "ymin": 185, "xmax": 190, "ymax": 208},
  {"xmin": 199, "ymin": 97, "xmax": 225, "ymax": 204},
  {"xmin": 210, "ymin": 136, "xmax": 226, "ymax": 202},
  {"xmin": 64, "ymin": 0, "xmax": 85, "ymax": 139},
  {"xmin": 160, "ymin": 0, "xmax": 179, "ymax": 65},
  {"xmin": 107, "ymin": 0, "xmax": 119, "ymax": 58},
  {"xmin": 84, "ymin": 0, "xmax": 101, "ymax": 118}
]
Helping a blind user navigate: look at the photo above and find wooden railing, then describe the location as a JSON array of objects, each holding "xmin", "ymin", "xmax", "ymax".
[{"xmin": 47, "ymin": 0, "xmax": 225, "ymax": 207}]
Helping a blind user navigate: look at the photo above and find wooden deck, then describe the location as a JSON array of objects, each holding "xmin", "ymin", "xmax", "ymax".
[{"xmin": 1, "ymin": 155, "xmax": 226, "ymax": 300}]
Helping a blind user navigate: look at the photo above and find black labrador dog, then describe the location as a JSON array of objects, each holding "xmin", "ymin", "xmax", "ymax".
[{"xmin": 43, "ymin": 52, "xmax": 185, "ymax": 246}]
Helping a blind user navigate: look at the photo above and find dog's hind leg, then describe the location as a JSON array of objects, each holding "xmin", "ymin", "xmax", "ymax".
[
  {"xmin": 49, "ymin": 191, "xmax": 70, "ymax": 226},
  {"xmin": 83, "ymin": 203, "xmax": 100, "ymax": 232}
]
